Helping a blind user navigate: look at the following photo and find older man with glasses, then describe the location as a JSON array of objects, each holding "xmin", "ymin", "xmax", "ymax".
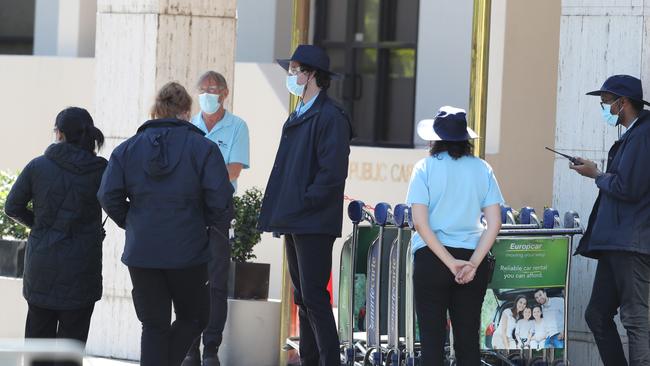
[{"xmin": 182, "ymin": 71, "xmax": 250, "ymax": 366}]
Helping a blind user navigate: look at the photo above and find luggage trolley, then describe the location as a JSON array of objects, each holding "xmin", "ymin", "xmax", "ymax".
[
  {"xmin": 403, "ymin": 206, "xmax": 419, "ymax": 366},
  {"xmin": 364, "ymin": 202, "xmax": 399, "ymax": 366},
  {"xmin": 383, "ymin": 204, "xmax": 411, "ymax": 366},
  {"xmin": 340, "ymin": 200, "xmax": 377, "ymax": 365}
]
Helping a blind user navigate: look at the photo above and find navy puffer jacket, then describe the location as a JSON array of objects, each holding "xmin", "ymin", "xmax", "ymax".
[{"xmin": 5, "ymin": 143, "xmax": 107, "ymax": 310}]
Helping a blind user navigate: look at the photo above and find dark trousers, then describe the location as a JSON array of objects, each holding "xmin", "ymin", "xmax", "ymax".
[
  {"xmin": 25, "ymin": 303, "xmax": 95, "ymax": 366},
  {"xmin": 285, "ymin": 234, "xmax": 340, "ymax": 366},
  {"xmin": 129, "ymin": 263, "xmax": 210, "ymax": 366},
  {"xmin": 187, "ymin": 226, "xmax": 230, "ymax": 357},
  {"xmin": 413, "ymin": 246, "xmax": 489, "ymax": 366},
  {"xmin": 585, "ymin": 251, "xmax": 650, "ymax": 366}
]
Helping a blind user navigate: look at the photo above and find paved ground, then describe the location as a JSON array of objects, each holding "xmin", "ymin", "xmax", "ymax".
[{"xmin": 84, "ymin": 357, "xmax": 138, "ymax": 365}]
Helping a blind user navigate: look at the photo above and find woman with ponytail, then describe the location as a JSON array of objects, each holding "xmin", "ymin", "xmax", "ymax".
[{"xmin": 5, "ymin": 107, "xmax": 107, "ymax": 360}]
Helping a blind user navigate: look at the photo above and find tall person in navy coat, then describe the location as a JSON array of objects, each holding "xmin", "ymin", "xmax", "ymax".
[
  {"xmin": 258, "ymin": 45, "xmax": 352, "ymax": 366},
  {"xmin": 572, "ymin": 75, "xmax": 650, "ymax": 366}
]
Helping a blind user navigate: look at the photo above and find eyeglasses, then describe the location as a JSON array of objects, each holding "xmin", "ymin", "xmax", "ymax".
[
  {"xmin": 600, "ymin": 97, "xmax": 620, "ymax": 110},
  {"xmin": 199, "ymin": 86, "xmax": 224, "ymax": 94},
  {"xmin": 288, "ymin": 67, "xmax": 304, "ymax": 76}
]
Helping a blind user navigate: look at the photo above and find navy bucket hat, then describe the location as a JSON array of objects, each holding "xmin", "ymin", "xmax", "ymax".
[
  {"xmin": 276, "ymin": 44, "xmax": 341, "ymax": 79},
  {"xmin": 586, "ymin": 74, "xmax": 650, "ymax": 106},
  {"xmin": 417, "ymin": 106, "xmax": 478, "ymax": 141}
]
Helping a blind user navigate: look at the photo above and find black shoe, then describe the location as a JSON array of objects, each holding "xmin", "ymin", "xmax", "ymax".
[
  {"xmin": 181, "ymin": 354, "xmax": 202, "ymax": 366},
  {"xmin": 202, "ymin": 354, "xmax": 221, "ymax": 366},
  {"xmin": 181, "ymin": 343, "xmax": 201, "ymax": 366}
]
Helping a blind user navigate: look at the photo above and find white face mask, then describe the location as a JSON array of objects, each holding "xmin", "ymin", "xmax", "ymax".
[
  {"xmin": 199, "ymin": 93, "xmax": 221, "ymax": 115},
  {"xmin": 286, "ymin": 75, "xmax": 306, "ymax": 97}
]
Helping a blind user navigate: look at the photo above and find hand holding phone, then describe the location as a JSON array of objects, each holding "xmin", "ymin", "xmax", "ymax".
[{"xmin": 545, "ymin": 147, "xmax": 583, "ymax": 165}]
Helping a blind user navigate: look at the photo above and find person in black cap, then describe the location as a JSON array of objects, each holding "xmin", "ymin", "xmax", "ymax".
[
  {"xmin": 257, "ymin": 44, "xmax": 352, "ymax": 366},
  {"xmin": 572, "ymin": 74, "xmax": 650, "ymax": 366},
  {"xmin": 5, "ymin": 107, "xmax": 107, "ymax": 366},
  {"xmin": 406, "ymin": 106, "xmax": 504, "ymax": 365}
]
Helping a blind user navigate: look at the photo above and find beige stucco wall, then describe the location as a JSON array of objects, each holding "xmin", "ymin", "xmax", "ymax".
[
  {"xmin": 485, "ymin": 0, "xmax": 561, "ymax": 213},
  {"xmin": 0, "ymin": 56, "xmax": 95, "ymax": 171}
]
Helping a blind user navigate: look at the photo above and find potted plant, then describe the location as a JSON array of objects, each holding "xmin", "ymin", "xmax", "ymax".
[
  {"xmin": 0, "ymin": 171, "xmax": 29, "ymax": 277},
  {"xmin": 228, "ymin": 187, "xmax": 270, "ymax": 300}
]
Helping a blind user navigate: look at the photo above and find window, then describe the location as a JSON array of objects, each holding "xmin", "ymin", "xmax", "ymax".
[
  {"xmin": 315, "ymin": 0, "xmax": 419, "ymax": 147},
  {"xmin": 0, "ymin": 0, "xmax": 35, "ymax": 55}
]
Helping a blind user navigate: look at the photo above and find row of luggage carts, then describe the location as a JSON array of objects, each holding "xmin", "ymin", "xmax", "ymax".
[{"xmin": 286, "ymin": 201, "xmax": 583, "ymax": 366}]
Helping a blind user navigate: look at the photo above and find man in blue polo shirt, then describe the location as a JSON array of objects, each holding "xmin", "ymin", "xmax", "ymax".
[
  {"xmin": 191, "ymin": 71, "xmax": 250, "ymax": 190},
  {"xmin": 182, "ymin": 71, "xmax": 250, "ymax": 366}
]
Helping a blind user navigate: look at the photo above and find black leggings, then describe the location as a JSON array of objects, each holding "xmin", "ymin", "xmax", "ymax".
[
  {"xmin": 128, "ymin": 263, "xmax": 209, "ymax": 366},
  {"xmin": 413, "ymin": 246, "xmax": 489, "ymax": 366},
  {"xmin": 25, "ymin": 303, "xmax": 95, "ymax": 366}
]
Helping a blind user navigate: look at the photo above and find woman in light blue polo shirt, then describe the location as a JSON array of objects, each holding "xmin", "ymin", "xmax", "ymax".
[{"xmin": 406, "ymin": 106, "xmax": 503, "ymax": 366}]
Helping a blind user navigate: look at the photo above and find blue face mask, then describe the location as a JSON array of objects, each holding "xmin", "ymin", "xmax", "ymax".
[
  {"xmin": 286, "ymin": 75, "xmax": 306, "ymax": 97},
  {"xmin": 199, "ymin": 93, "xmax": 220, "ymax": 115},
  {"xmin": 601, "ymin": 100, "xmax": 619, "ymax": 127}
]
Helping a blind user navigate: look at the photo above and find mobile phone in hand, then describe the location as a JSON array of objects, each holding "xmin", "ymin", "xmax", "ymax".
[{"xmin": 545, "ymin": 147, "xmax": 583, "ymax": 165}]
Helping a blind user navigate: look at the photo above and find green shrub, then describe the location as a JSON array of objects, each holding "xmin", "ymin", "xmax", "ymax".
[
  {"xmin": 231, "ymin": 187, "xmax": 263, "ymax": 263},
  {"xmin": 0, "ymin": 171, "xmax": 29, "ymax": 240}
]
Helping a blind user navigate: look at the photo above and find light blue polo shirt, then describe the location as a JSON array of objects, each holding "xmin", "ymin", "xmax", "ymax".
[
  {"xmin": 192, "ymin": 110, "xmax": 250, "ymax": 191},
  {"xmin": 406, "ymin": 152, "xmax": 504, "ymax": 254}
]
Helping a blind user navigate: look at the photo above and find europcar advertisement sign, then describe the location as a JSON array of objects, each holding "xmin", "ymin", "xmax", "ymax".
[
  {"xmin": 481, "ymin": 236, "xmax": 569, "ymax": 355},
  {"xmin": 489, "ymin": 237, "xmax": 569, "ymax": 289}
]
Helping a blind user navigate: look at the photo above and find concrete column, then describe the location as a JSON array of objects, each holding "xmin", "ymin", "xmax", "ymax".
[
  {"xmin": 87, "ymin": 0, "xmax": 237, "ymax": 360},
  {"xmin": 553, "ymin": 1, "xmax": 648, "ymax": 363}
]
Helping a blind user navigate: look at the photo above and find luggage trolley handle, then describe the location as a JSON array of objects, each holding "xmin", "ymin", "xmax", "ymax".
[
  {"xmin": 348, "ymin": 200, "xmax": 376, "ymax": 225},
  {"xmin": 375, "ymin": 202, "xmax": 395, "ymax": 227},
  {"xmin": 393, "ymin": 204, "xmax": 409, "ymax": 229}
]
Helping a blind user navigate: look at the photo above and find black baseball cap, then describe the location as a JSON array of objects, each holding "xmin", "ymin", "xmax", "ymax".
[{"xmin": 587, "ymin": 74, "xmax": 650, "ymax": 106}]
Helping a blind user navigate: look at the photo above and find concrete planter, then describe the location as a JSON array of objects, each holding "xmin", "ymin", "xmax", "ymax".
[{"xmin": 227, "ymin": 261, "xmax": 270, "ymax": 300}]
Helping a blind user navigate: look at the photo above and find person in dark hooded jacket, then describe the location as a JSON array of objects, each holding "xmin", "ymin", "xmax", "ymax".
[
  {"xmin": 97, "ymin": 82, "xmax": 234, "ymax": 366},
  {"xmin": 4, "ymin": 107, "xmax": 107, "ymax": 359}
]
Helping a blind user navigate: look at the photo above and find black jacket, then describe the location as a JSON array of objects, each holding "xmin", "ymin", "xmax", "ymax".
[
  {"xmin": 576, "ymin": 110, "xmax": 650, "ymax": 258},
  {"xmin": 5, "ymin": 143, "xmax": 107, "ymax": 310},
  {"xmin": 98, "ymin": 119, "xmax": 233, "ymax": 269},
  {"xmin": 258, "ymin": 91, "xmax": 352, "ymax": 237}
]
